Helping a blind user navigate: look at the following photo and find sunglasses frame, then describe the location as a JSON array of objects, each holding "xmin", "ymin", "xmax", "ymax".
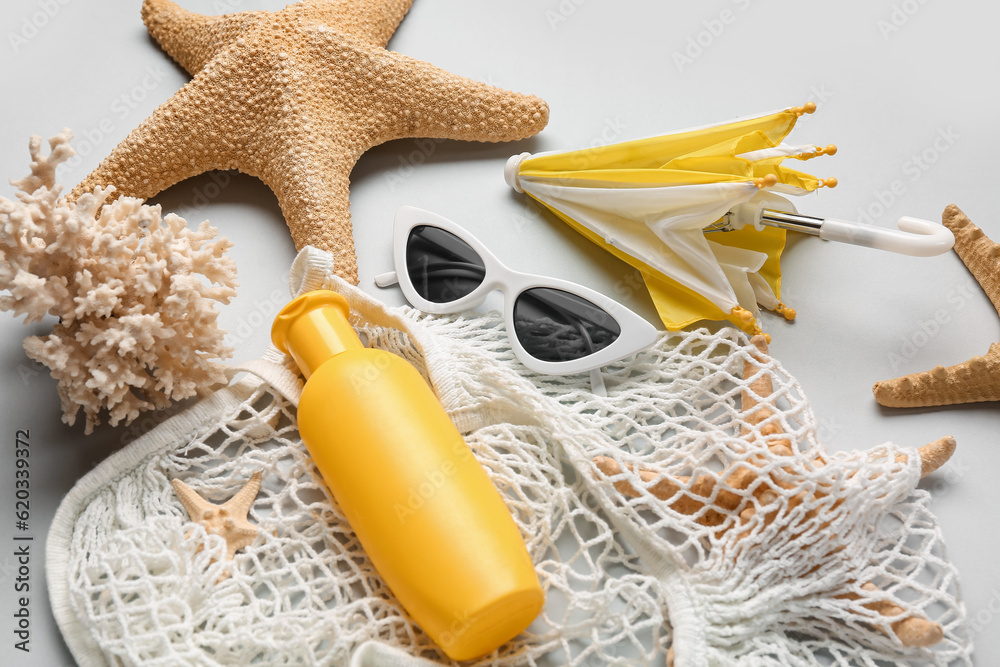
[{"xmin": 385, "ymin": 206, "xmax": 658, "ymax": 375}]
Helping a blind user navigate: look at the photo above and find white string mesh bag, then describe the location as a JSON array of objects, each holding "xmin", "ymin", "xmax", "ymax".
[{"xmin": 47, "ymin": 247, "xmax": 971, "ymax": 666}]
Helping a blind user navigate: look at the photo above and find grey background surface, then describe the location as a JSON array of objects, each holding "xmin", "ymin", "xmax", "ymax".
[{"xmin": 1, "ymin": 0, "xmax": 998, "ymax": 664}]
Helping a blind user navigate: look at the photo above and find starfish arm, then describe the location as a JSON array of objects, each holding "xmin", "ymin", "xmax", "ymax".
[
  {"xmin": 225, "ymin": 527, "xmax": 259, "ymax": 560},
  {"xmin": 288, "ymin": 0, "xmax": 414, "ymax": 47},
  {"xmin": 253, "ymin": 134, "xmax": 361, "ymax": 283},
  {"xmin": 374, "ymin": 51, "xmax": 549, "ymax": 144},
  {"xmin": 142, "ymin": 0, "xmax": 261, "ymax": 75},
  {"xmin": 70, "ymin": 66, "xmax": 240, "ymax": 202},
  {"xmin": 741, "ymin": 335, "xmax": 776, "ymax": 426},
  {"xmin": 891, "ymin": 435, "xmax": 957, "ymax": 477},
  {"xmin": 739, "ymin": 336, "xmax": 805, "ymax": 460},
  {"xmin": 171, "ymin": 478, "xmax": 213, "ymax": 519},
  {"xmin": 916, "ymin": 436, "xmax": 956, "ymax": 478},
  {"xmin": 873, "ymin": 342, "xmax": 1000, "ymax": 407},
  {"xmin": 222, "ymin": 470, "xmax": 262, "ymax": 514},
  {"xmin": 943, "ymin": 204, "xmax": 1000, "ymax": 319}
]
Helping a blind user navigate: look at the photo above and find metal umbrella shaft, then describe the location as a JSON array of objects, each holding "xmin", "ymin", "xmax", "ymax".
[
  {"xmin": 752, "ymin": 209, "xmax": 954, "ymax": 257},
  {"xmin": 759, "ymin": 209, "xmax": 824, "ymax": 235}
]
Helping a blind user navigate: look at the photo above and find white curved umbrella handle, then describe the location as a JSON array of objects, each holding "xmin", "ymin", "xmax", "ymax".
[
  {"xmin": 737, "ymin": 207, "xmax": 955, "ymax": 257},
  {"xmin": 818, "ymin": 216, "xmax": 954, "ymax": 257}
]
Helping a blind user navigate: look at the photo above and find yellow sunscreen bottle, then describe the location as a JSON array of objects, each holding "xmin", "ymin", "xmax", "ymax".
[{"xmin": 271, "ymin": 290, "xmax": 543, "ymax": 660}]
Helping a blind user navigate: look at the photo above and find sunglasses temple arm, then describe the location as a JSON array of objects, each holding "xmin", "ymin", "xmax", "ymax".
[
  {"xmin": 374, "ymin": 271, "xmax": 399, "ymax": 288},
  {"xmin": 589, "ymin": 369, "xmax": 607, "ymax": 397},
  {"xmin": 375, "ymin": 263, "xmax": 484, "ymax": 288},
  {"xmin": 577, "ymin": 323, "xmax": 608, "ymax": 396}
]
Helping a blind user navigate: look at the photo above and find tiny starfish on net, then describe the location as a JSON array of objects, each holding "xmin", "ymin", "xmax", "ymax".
[
  {"xmin": 70, "ymin": 0, "xmax": 550, "ymax": 284},
  {"xmin": 172, "ymin": 470, "xmax": 262, "ymax": 561},
  {"xmin": 874, "ymin": 204, "xmax": 1000, "ymax": 407}
]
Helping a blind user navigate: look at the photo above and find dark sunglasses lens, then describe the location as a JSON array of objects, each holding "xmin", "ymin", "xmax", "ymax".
[
  {"xmin": 405, "ymin": 225, "xmax": 486, "ymax": 303},
  {"xmin": 513, "ymin": 287, "xmax": 621, "ymax": 363}
]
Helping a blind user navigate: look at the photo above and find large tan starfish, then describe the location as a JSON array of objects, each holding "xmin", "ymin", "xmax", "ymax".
[
  {"xmin": 70, "ymin": 0, "xmax": 549, "ymax": 283},
  {"xmin": 874, "ymin": 204, "xmax": 1000, "ymax": 407}
]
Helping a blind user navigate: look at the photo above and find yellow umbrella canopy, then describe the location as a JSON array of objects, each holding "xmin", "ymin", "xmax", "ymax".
[{"xmin": 505, "ymin": 104, "xmax": 838, "ymax": 336}]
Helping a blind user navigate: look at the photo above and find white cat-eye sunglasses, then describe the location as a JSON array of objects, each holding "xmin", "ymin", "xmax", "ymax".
[{"xmin": 375, "ymin": 207, "xmax": 658, "ymax": 393}]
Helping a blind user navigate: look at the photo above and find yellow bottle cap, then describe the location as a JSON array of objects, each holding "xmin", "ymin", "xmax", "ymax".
[{"xmin": 271, "ymin": 290, "xmax": 363, "ymax": 378}]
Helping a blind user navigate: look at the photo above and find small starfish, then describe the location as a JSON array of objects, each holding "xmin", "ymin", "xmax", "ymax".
[
  {"xmin": 70, "ymin": 0, "xmax": 549, "ymax": 284},
  {"xmin": 874, "ymin": 204, "xmax": 1000, "ymax": 407},
  {"xmin": 172, "ymin": 470, "xmax": 261, "ymax": 560}
]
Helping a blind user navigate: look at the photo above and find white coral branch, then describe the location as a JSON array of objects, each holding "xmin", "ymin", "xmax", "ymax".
[{"xmin": 1, "ymin": 130, "xmax": 239, "ymax": 434}]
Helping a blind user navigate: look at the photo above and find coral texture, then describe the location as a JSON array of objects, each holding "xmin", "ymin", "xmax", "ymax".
[
  {"xmin": 0, "ymin": 130, "xmax": 237, "ymax": 433},
  {"xmin": 874, "ymin": 204, "xmax": 1000, "ymax": 407},
  {"xmin": 70, "ymin": 0, "xmax": 550, "ymax": 284}
]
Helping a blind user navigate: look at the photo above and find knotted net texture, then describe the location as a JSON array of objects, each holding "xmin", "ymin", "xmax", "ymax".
[{"xmin": 48, "ymin": 248, "xmax": 971, "ymax": 666}]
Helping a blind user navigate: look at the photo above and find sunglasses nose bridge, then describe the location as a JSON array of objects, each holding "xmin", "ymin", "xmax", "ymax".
[
  {"xmin": 468, "ymin": 279, "xmax": 508, "ymax": 314},
  {"xmin": 492, "ymin": 263, "xmax": 534, "ymax": 294}
]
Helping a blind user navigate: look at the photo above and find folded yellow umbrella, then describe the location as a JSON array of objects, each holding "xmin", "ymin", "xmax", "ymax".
[{"xmin": 504, "ymin": 104, "xmax": 953, "ymax": 336}]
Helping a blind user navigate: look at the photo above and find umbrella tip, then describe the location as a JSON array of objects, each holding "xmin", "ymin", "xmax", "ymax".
[
  {"xmin": 790, "ymin": 102, "xmax": 817, "ymax": 116},
  {"xmin": 754, "ymin": 174, "xmax": 778, "ymax": 189},
  {"xmin": 733, "ymin": 305, "xmax": 757, "ymax": 326},
  {"xmin": 819, "ymin": 177, "xmax": 839, "ymax": 189},
  {"xmin": 505, "ymin": 152, "xmax": 532, "ymax": 193},
  {"xmin": 809, "ymin": 144, "xmax": 837, "ymax": 157},
  {"xmin": 799, "ymin": 144, "xmax": 838, "ymax": 161},
  {"xmin": 775, "ymin": 303, "xmax": 797, "ymax": 321}
]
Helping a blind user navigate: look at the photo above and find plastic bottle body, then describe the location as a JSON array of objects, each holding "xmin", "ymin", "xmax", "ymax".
[{"xmin": 277, "ymin": 292, "xmax": 542, "ymax": 660}]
